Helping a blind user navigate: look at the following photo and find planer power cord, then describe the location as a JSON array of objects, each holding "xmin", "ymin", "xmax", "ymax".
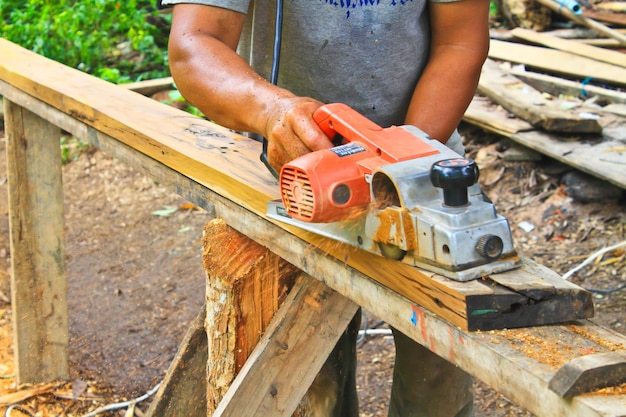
[{"xmin": 259, "ymin": 0, "xmax": 284, "ymax": 179}]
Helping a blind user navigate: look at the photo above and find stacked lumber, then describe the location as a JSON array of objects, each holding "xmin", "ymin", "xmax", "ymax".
[{"xmin": 465, "ymin": 0, "xmax": 626, "ymax": 190}]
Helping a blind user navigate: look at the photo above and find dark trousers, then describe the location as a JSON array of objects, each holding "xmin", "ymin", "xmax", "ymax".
[{"xmin": 307, "ymin": 311, "xmax": 473, "ymax": 417}]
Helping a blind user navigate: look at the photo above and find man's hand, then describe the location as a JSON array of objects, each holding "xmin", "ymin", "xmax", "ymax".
[{"xmin": 263, "ymin": 97, "xmax": 333, "ymax": 172}]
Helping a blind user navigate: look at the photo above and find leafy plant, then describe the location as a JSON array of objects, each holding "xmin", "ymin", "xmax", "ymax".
[
  {"xmin": 0, "ymin": 1, "xmax": 173, "ymax": 161},
  {"xmin": 0, "ymin": 0, "xmax": 171, "ymax": 83},
  {"xmin": 163, "ymin": 90, "xmax": 205, "ymax": 118},
  {"xmin": 60, "ymin": 135, "xmax": 95, "ymax": 165},
  {"xmin": 490, "ymin": 0, "xmax": 499, "ymax": 17}
]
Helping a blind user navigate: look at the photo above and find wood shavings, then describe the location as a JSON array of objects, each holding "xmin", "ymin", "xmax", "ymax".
[
  {"xmin": 490, "ymin": 329, "xmax": 578, "ymax": 367},
  {"xmin": 566, "ymin": 325, "xmax": 625, "ymax": 352}
]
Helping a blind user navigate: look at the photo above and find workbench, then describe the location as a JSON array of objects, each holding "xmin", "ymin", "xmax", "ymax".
[{"xmin": 1, "ymin": 38, "xmax": 625, "ymax": 416}]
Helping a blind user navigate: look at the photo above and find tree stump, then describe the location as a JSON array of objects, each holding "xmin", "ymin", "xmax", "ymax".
[{"xmin": 203, "ymin": 218, "xmax": 310, "ymax": 416}]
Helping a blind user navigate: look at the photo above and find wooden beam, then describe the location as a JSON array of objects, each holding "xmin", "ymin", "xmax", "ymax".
[
  {"xmin": 478, "ymin": 59, "xmax": 603, "ymax": 133},
  {"xmin": 464, "ymin": 96, "xmax": 534, "ymax": 136},
  {"xmin": 0, "ymin": 39, "xmax": 593, "ymax": 333},
  {"xmin": 0, "ymin": 87, "xmax": 620, "ymax": 417},
  {"xmin": 511, "ymin": 28, "xmax": 626, "ymax": 68},
  {"xmin": 534, "ymin": 0, "xmax": 626, "ymax": 46},
  {"xmin": 213, "ymin": 274, "xmax": 359, "ymax": 417},
  {"xmin": 583, "ymin": 8, "xmax": 626, "ymax": 28},
  {"xmin": 120, "ymin": 77, "xmax": 175, "ymax": 97},
  {"xmin": 511, "ymin": 130, "xmax": 626, "ymax": 189},
  {"xmin": 489, "ymin": 39, "xmax": 626, "ymax": 87},
  {"xmin": 463, "ymin": 94, "xmax": 626, "ymax": 190},
  {"xmin": 4, "ymin": 99, "xmax": 69, "ymax": 384},
  {"xmin": 507, "ymin": 68, "xmax": 626, "ymax": 104}
]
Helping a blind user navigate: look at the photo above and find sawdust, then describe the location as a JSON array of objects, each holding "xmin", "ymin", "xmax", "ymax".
[
  {"xmin": 566, "ymin": 324, "xmax": 625, "ymax": 352},
  {"xmin": 489, "ymin": 328, "xmax": 577, "ymax": 368}
]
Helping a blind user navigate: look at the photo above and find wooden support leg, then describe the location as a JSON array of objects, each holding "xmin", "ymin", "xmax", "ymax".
[
  {"xmin": 145, "ymin": 305, "xmax": 208, "ymax": 417},
  {"xmin": 4, "ymin": 99, "xmax": 69, "ymax": 384}
]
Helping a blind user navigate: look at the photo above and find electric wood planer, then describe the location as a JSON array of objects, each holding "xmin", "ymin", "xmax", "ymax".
[{"xmin": 267, "ymin": 103, "xmax": 520, "ymax": 281}]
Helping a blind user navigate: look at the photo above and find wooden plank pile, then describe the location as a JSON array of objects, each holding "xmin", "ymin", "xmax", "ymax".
[{"xmin": 465, "ymin": 0, "xmax": 626, "ymax": 190}]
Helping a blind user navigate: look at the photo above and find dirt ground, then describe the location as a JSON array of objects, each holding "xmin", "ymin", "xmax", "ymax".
[{"xmin": 0, "ymin": 115, "xmax": 624, "ymax": 416}]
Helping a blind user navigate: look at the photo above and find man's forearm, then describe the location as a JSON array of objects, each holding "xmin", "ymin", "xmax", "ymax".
[
  {"xmin": 404, "ymin": 46, "xmax": 485, "ymax": 143},
  {"xmin": 406, "ymin": 0, "xmax": 490, "ymax": 143},
  {"xmin": 169, "ymin": 32, "xmax": 294, "ymax": 136}
]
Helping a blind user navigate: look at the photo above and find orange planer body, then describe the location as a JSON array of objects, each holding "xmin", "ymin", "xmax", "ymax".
[{"xmin": 279, "ymin": 104, "xmax": 440, "ymax": 223}]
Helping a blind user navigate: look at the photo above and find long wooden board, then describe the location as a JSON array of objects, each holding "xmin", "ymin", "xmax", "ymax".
[
  {"xmin": 478, "ymin": 59, "xmax": 603, "ymax": 133},
  {"xmin": 0, "ymin": 38, "xmax": 594, "ymax": 332},
  {"xmin": 0, "ymin": 49, "xmax": 623, "ymax": 414},
  {"xmin": 463, "ymin": 96, "xmax": 626, "ymax": 190},
  {"xmin": 489, "ymin": 39, "xmax": 626, "ymax": 86},
  {"xmin": 508, "ymin": 68, "xmax": 626, "ymax": 104},
  {"xmin": 583, "ymin": 8, "xmax": 626, "ymax": 27},
  {"xmin": 4, "ymin": 99, "xmax": 69, "ymax": 384},
  {"xmin": 510, "ymin": 28, "xmax": 626, "ymax": 68},
  {"xmin": 511, "ymin": 130, "xmax": 626, "ymax": 189},
  {"xmin": 464, "ymin": 95, "xmax": 534, "ymax": 136},
  {"xmin": 535, "ymin": 0, "xmax": 626, "ymax": 46}
]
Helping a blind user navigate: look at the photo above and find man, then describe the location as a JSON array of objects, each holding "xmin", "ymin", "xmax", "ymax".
[{"xmin": 164, "ymin": 2, "xmax": 490, "ymax": 416}]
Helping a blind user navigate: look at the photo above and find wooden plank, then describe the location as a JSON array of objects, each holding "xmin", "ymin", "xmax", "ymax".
[
  {"xmin": 578, "ymin": 38, "xmax": 623, "ymax": 48},
  {"xmin": 120, "ymin": 76, "xmax": 175, "ymax": 97},
  {"xmin": 470, "ymin": 323, "xmax": 626, "ymax": 417},
  {"xmin": 4, "ymin": 99, "xmax": 69, "ymax": 384},
  {"xmin": 511, "ymin": 130, "xmax": 626, "ymax": 190},
  {"xmin": 0, "ymin": 39, "xmax": 593, "ymax": 332},
  {"xmin": 489, "ymin": 39, "xmax": 626, "ymax": 87},
  {"xmin": 478, "ymin": 59, "xmax": 603, "ymax": 133},
  {"xmin": 508, "ymin": 69, "xmax": 626, "ymax": 104},
  {"xmin": 145, "ymin": 305, "xmax": 207, "ymax": 417},
  {"xmin": 0, "ymin": 89, "xmax": 620, "ymax": 416},
  {"xmin": 213, "ymin": 274, "xmax": 359, "ymax": 417},
  {"xmin": 583, "ymin": 8, "xmax": 626, "ymax": 27},
  {"xmin": 464, "ymin": 96, "xmax": 534, "ymax": 136},
  {"xmin": 511, "ymin": 28, "xmax": 626, "ymax": 68},
  {"xmin": 463, "ymin": 99, "xmax": 626, "ymax": 190},
  {"xmin": 549, "ymin": 352, "xmax": 626, "ymax": 397},
  {"xmin": 604, "ymin": 104, "xmax": 626, "ymax": 117},
  {"xmin": 203, "ymin": 218, "xmax": 303, "ymax": 415},
  {"xmin": 535, "ymin": 0, "xmax": 626, "ymax": 46}
]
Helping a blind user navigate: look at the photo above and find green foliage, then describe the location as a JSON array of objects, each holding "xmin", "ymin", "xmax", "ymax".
[
  {"xmin": 0, "ymin": 0, "xmax": 171, "ymax": 83},
  {"xmin": 164, "ymin": 90, "xmax": 205, "ymax": 118},
  {"xmin": 489, "ymin": 1, "xmax": 499, "ymax": 17},
  {"xmin": 60, "ymin": 135, "xmax": 94, "ymax": 165}
]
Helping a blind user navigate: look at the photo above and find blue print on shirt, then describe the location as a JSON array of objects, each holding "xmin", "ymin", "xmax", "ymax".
[{"xmin": 321, "ymin": 0, "xmax": 414, "ymax": 18}]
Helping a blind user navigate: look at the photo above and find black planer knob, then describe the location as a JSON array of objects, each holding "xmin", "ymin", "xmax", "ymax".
[{"xmin": 430, "ymin": 158, "xmax": 479, "ymax": 207}]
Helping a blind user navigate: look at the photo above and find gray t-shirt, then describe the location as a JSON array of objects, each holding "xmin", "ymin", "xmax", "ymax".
[{"xmin": 162, "ymin": 0, "xmax": 462, "ymax": 128}]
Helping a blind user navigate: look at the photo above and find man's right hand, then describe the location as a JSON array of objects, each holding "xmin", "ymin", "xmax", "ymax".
[{"xmin": 263, "ymin": 97, "xmax": 333, "ymax": 172}]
